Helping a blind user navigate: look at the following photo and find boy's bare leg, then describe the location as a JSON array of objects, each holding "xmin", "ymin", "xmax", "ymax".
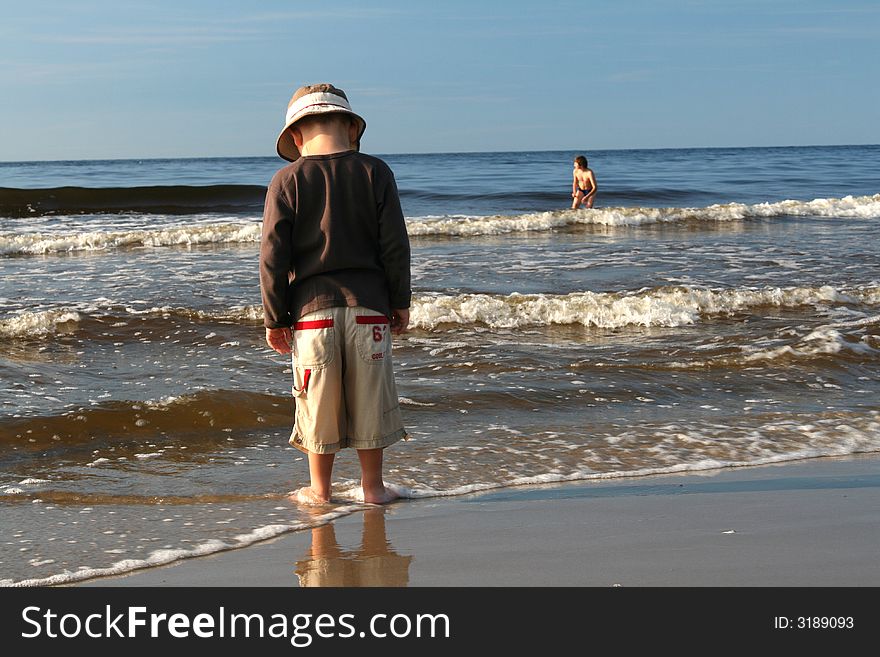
[
  {"xmin": 571, "ymin": 192, "xmax": 582, "ymax": 209},
  {"xmin": 585, "ymin": 193, "xmax": 595, "ymax": 209},
  {"xmin": 357, "ymin": 448, "xmax": 400, "ymax": 504},
  {"xmin": 292, "ymin": 451, "xmax": 335, "ymax": 504}
]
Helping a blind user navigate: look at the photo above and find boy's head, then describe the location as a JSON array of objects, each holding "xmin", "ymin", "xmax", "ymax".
[
  {"xmin": 290, "ymin": 112, "xmax": 357, "ymax": 149},
  {"xmin": 276, "ymin": 83, "xmax": 367, "ymax": 162},
  {"xmin": 574, "ymin": 155, "xmax": 588, "ymax": 169}
]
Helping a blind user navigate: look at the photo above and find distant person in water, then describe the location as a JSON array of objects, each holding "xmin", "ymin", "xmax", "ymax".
[{"xmin": 571, "ymin": 155, "xmax": 597, "ymax": 209}]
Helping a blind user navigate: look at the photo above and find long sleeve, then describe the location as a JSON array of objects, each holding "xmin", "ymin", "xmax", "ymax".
[
  {"xmin": 259, "ymin": 181, "xmax": 295, "ymax": 328},
  {"xmin": 376, "ymin": 172, "xmax": 411, "ymax": 310}
]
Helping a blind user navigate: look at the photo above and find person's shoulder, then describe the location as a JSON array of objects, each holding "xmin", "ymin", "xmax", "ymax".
[
  {"xmin": 353, "ymin": 152, "xmax": 395, "ymax": 177},
  {"xmin": 268, "ymin": 160, "xmax": 304, "ymax": 190},
  {"xmin": 354, "ymin": 151, "xmax": 388, "ymax": 166}
]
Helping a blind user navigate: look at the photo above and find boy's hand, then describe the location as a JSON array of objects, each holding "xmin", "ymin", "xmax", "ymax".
[
  {"xmin": 390, "ymin": 308, "xmax": 410, "ymax": 335},
  {"xmin": 265, "ymin": 327, "xmax": 292, "ymax": 354}
]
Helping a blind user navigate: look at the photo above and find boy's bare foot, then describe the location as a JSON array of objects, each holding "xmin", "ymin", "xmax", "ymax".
[
  {"xmin": 290, "ymin": 487, "xmax": 331, "ymax": 505},
  {"xmin": 362, "ymin": 486, "xmax": 400, "ymax": 505}
]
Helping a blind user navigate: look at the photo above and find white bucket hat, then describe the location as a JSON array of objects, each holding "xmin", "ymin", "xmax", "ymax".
[{"xmin": 276, "ymin": 83, "xmax": 367, "ymax": 162}]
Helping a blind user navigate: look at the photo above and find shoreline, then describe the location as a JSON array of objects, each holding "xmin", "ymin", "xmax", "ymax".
[{"xmin": 77, "ymin": 453, "xmax": 880, "ymax": 587}]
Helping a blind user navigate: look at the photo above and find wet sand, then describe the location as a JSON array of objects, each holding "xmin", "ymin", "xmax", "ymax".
[{"xmin": 78, "ymin": 454, "xmax": 880, "ymax": 587}]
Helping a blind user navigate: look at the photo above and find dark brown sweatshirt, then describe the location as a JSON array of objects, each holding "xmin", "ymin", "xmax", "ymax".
[{"xmin": 260, "ymin": 150, "xmax": 411, "ymax": 328}]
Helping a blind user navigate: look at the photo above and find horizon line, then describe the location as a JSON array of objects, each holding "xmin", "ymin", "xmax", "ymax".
[{"xmin": 1, "ymin": 142, "xmax": 878, "ymax": 165}]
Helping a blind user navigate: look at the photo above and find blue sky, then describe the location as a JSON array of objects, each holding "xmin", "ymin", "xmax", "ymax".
[{"xmin": 1, "ymin": 0, "xmax": 878, "ymax": 160}]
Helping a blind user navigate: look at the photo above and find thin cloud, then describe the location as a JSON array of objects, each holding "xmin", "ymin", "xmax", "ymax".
[
  {"xmin": 757, "ymin": 25, "xmax": 880, "ymax": 39},
  {"xmin": 27, "ymin": 7, "xmax": 404, "ymax": 48},
  {"xmin": 607, "ymin": 70, "xmax": 653, "ymax": 83},
  {"xmin": 34, "ymin": 24, "xmax": 263, "ymax": 46},
  {"xmin": 0, "ymin": 59, "xmax": 152, "ymax": 83},
  {"xmin": 228, "ymin": 8, "xmax": 406, "ymax": 23}
]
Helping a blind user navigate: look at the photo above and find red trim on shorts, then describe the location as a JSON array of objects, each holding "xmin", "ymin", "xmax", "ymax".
[
  {"xmin": 355, "ymin": 316, "xmax": 390, "ymax": 325},
  {"xmin": 293, "ymin": 368, "xmax": 311, "ymax": 394},
  {"xmin": 294, "ymin": 319, "xmax": 334, "ymax": 330}
]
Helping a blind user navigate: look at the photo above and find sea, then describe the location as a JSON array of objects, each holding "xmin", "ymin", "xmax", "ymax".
[{"xmin": 1, "ymin": 145, "xmax": 878, "ymax": 586}]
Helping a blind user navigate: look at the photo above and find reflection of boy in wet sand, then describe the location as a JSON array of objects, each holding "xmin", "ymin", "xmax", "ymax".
[
  {"xmin": 260, "ymin": 84, "xmax": 412, "ymax": 505},
  {"xmin": 295, "ymin": 508, "xmax": 412, "ymax": 587},
  {"xmin": 571, "ymin": 155, "xmax": 597, "ymax": 209}
]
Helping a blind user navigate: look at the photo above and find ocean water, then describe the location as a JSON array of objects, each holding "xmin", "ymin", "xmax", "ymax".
[{"xmin": 1, "ymin": 145, "xmax": 878, "ymax": 586}]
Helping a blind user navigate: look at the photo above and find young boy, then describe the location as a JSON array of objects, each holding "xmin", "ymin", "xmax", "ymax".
[
  {"xmin": 260, "ymin": 83, "xmax": 411, "ymax": 505},
  {"xmin": 571, "ymin": 155, "xmax": 597, "ymax": 209}
]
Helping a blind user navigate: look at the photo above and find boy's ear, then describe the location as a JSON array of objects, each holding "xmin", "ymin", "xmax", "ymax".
[
  {"xmin": 290, "ymin": 126, "xmax": 304, "ymax": 150},
  {"xmin": 348, "ymin": 119, "xmax": 358, "ymax": 148}
]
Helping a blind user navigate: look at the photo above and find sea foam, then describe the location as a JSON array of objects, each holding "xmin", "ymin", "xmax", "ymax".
[
  {"xmin": 408, "ymin": 284, "xmax": 880, "ymax": 330},
  {"xmin": 1, "ymin": 194, "xmax": 877, "ymax": 254},
  {"xmin": 405, "ymin": 194, "xmax": 880, "ymax": 236},
  {"xmin": 0, "ymin": 222, "xmax": 261, "ymax": 255},
  {"xmin": 3, "ymin": 283, "xmax": 878, "ymax": 338},
  {"xmin": 0, "ymin": 309, "xmax": 81, "ymax": 338}
]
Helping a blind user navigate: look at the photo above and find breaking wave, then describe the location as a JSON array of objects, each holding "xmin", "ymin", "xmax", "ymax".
[
  {"xmin": 406, "ymin": 194, "xmax": 880, "ymax": 236},
  {"xmin": 1, "ymin": 194, "xmax": 877, "ymax": 255},
  {"xmin": 0, "ymin": 221, "xmax": 261, "ymax": 255},
  {"xmin": 3, "ymin": 284, "xmax": 878, "ymax": 339},
  {"xmin": 407, "ymin": 284, "xmax": 880, "ymax": 330}
]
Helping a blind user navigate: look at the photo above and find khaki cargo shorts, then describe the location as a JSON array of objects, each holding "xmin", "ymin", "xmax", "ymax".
[{"xmin": 289, "ymin": 305, "xmax": 407, "ymax": 454}]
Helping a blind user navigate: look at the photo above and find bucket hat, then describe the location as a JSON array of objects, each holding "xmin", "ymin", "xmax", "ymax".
[{"xmin": 276, "ymin": 83, "xmax": 367, "ymax": 162}]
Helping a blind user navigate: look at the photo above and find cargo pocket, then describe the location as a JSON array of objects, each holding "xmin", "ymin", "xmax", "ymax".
[
  {"xmin": 291, "ymin": 367, "xmax": 312, "ymax": 397},
  {"xmin": 289, "ymin": 366, "xmax": 313, "ymax": 451},
  {"xmin": 293, "ymin": 317, "xmax": 335, "ymax": 368},
  {"xmin": 354, "ymin": 313, "xmax": 391, "ymax": 364}
]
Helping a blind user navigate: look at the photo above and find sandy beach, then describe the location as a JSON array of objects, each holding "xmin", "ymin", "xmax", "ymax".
[{"xmin": 77, "ymin": 454, "xmax": 880, "ymax": 587}]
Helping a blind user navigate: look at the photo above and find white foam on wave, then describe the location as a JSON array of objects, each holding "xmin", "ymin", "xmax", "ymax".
[
  {"xmin": 0, "ymin": 309, "xmax": 81, "ymax": 338},
  {"xmin": 336, "ymin": 482, "xmax": 417, "ymax": 503},
  {"xmin": 1, "ymin": 195, "xmax": 876, "ymax": 254},
  {"xmin": 742, "ymin": 325, "xmax": 878, "ymax": 363},
  {"xmin": 0, "ymin": 301, "xmax": 263, "ymax": 339},
  {"xmin": 407, "ymin": 211, "xmax": 572, "ymax": 236},
  {"xmin": 745, "ymin": 194, "xmax": 880, "ymax": 219},
  {"xmin": 398, "ymin": 397, "xmax": 436, "ymax": 407},
  {"xmin": 405, "ymin": 193, "xmax": 880, "ymax": 236},
  {"xmin": 5, "ymin": 284, "xmax": 878, "ymax": 339},
  {"xmin": 373, "ymin": 414, "xmax": 880, "ymax": 500},
  {"xmin": 120, "ymin": 303, "xmax": 265, "ymax": 323},
  {"xmin": 409, "ymin": 284, "xmax": 880, "ymax": 330},
  {"xmin": 0, "ymin": 221, "xmax": 261, "ymax": 255}
]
